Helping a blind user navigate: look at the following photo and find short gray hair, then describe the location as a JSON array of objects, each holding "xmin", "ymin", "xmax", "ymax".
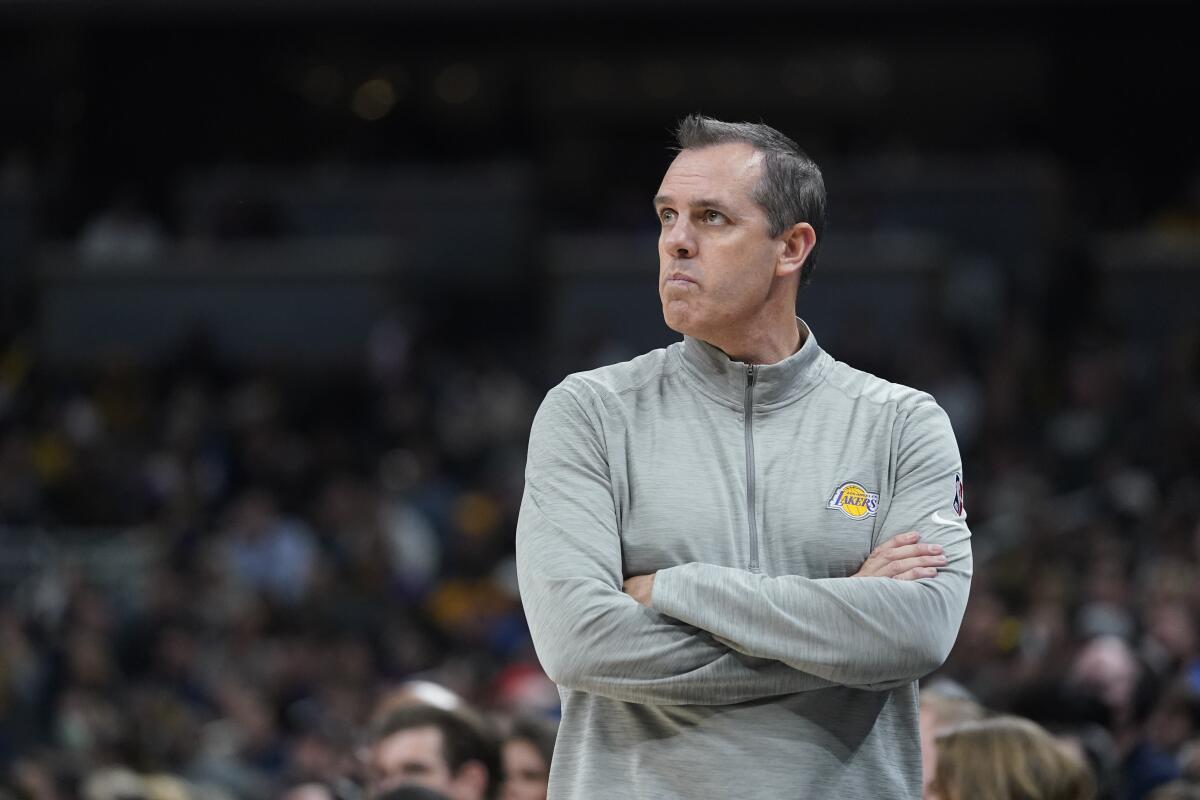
[{"xmin": 674, "ymin": 114, "xmax": 827, "ymax": 286}]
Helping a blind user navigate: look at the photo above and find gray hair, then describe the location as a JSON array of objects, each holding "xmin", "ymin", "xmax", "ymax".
[{"xmin": 674, "ymin": 114, "xmax": 827, "ymax": 286}]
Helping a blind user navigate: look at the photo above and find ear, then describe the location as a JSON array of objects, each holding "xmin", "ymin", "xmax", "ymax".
[
  {"xmin": 775, "ymin": 222, "xmax": 816, "ymax": 280},
  {"xmin": 452, "ymin": 760, "xmax": 489, "ymax": 799}
]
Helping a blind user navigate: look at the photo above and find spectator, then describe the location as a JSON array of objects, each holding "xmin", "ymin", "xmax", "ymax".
[
  {"xmin": 220, "ymin": 489, "xmax": 318, "ymax": 606},
  {"xmin": 365, "ymin": 704, "xmax": 499, "ymax": 800},
  {"xmin": 499, "ymin": 718, "xmax": 555, "ymax": 800},
  {"xmin": 376, "ymin": 787, "xmax": 452, "ymax": 800},
  {"xmin": 929, "ymin": 715, "xmax": 1096, "ymax": 800}
]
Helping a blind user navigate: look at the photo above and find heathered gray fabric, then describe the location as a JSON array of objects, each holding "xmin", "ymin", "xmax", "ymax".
[{"xmin": 516, "ymin": 320, "xmax": 972, "ymax": 799}]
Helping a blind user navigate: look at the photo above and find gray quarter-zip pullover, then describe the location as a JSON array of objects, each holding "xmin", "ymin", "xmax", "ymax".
[{"xmin": 516, "ymin": 320, "xmax": 972, "ymax": 799}]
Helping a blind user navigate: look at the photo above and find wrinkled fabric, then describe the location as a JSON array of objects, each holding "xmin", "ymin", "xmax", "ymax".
[{"xmin": 517, "ymin": 321, "xmax": 972, "ymax": 799}]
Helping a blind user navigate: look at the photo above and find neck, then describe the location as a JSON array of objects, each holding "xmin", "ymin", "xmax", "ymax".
[{"xmin": 706, "ymin": 313, "xmax": 804, "ymax": 365}]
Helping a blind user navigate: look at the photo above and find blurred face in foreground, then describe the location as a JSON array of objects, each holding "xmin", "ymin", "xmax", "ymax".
[
  {"xmin": 369, "ymin": 725, "xmax": 486, "ymax": 800},
  {"xmin": 501, "ymin": 738, "xmax": 549, "ymax": 800},
  {"xmin": 655, "ymin": 142, "xmax": 789, "ymax": 347}
]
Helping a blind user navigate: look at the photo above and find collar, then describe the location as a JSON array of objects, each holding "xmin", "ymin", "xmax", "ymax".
[{"xmin": 677, "ymin": 318, "xmax": 832, "ymax": 409}]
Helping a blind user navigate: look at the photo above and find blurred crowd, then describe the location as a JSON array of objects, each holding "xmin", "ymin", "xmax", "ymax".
[
  {"xmin": 0, "ymin": 318, "xmax": 556, "ymax": 800},
  {"xmin": 0, "ymin": 239, "xmax": 1198, "ymax": 800}
]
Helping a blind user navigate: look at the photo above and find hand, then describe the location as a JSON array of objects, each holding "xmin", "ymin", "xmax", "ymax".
[
  {"xmin": 623, "ymin": 573, "xmax": 656, "ymax": 607},
  {"xmin": 854, "ymin": 532, "xmax": 945, "ymax": 580}
]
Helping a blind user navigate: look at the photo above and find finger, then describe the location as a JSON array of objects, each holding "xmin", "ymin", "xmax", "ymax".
[
  {"xmin": 892, "ymin": 566, "xmax": 941, "ymax": 581},
  {"xmin": 884, "ymin": 555, "xmax": 947, "ymax": 577},
  {"xmin": 870, "ymin": 531, "xmax": 920, "ymax": 556},
  {"xmin": 876, "ymin": 543, "xmax": 943, "ymax": 562},
  {"xmin": 852, "ymin": 555, "xmax": 886, "ymax": 578}
]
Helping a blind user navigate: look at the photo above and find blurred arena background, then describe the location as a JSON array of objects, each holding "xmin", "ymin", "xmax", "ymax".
[{"xmin": 0, "ymin": 1, "xmax": 1197, "ymax": 798}]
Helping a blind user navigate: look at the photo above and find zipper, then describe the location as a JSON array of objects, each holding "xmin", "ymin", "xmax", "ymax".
[{"xmin": 744, "ymin": 364, "xmax": 760, "ymax": 573}]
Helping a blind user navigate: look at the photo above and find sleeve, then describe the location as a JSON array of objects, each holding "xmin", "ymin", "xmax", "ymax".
[
  {"xmin": 516, "ymin": 381, "xmax": 841, "ymax": 705},
  {"xmin": 649, "ymin": 400, "xmax": 973, "ymax": 690}
]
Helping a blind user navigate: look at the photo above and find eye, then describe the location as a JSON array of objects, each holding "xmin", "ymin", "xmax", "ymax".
[
  {"xmin": 703, "ymin": 209, "xmax": 726, "ymax": 224},
  {"xmin": 658, "ymin": 208, "xmax": 676, "ymax": 224}
]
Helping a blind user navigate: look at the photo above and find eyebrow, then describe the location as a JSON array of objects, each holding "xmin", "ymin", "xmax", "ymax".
[{"xmin": 653, "ymin": 195, "xmax": 734, "ymax": 214}]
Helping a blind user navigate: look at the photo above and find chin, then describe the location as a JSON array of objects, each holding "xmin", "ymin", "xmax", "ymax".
[
  {"xmin": 661, "ymin": 305, "xmax": 702, "ymax": 339},
  {"xmin": 661, "ymin": 302, "xmax": 683, "ymax": 333}
]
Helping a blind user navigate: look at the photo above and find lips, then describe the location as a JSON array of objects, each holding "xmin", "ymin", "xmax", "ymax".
[{"xmin": 666, "ymin": 272, "xmax": 697, "ymax": 286}]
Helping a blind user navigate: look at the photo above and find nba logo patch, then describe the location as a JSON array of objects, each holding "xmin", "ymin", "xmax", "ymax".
[
  {"xmin": 953, "ymin": 473, "xmax": 965, "ymax": 517},
  {"xmin": 827, "ymin": 481, "xmax": 880, "ymax": 519}
]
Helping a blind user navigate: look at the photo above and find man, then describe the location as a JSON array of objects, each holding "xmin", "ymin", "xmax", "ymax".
[
  {"xmin": 516, "ymin": 115, "xmax": 973, "ymax": 798},
  {"xmin": 500, "ymin": 717, "xmax": 556, "ymax": 800},
  {"xmin": 366, "ymin": 704, "xmax": 500, "ymax": 800}
]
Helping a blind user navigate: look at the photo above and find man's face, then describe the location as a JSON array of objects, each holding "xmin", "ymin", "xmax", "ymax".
[
  {"xmin": 501, "ymin": 739, "xmax": 548, "ymax": 800},
  {"xmin": 654, "ymin": 142, "xmax": 783, "ymax": 342},
  {"xmin": 368, "ymin": 726, "xmax": 464, "ymax": 799}
]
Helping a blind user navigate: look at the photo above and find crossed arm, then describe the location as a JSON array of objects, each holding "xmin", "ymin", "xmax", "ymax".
[
  {"xmin": 623, "ymin": 530, "xmax": 943, "ymax": 602},
  {"xmin": 516, "ymin": 383, "xmax": 972, "ymax": 706}
]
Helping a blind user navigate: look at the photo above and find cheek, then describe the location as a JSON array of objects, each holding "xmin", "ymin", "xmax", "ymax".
[
  {"xmin": 707, "ymin": 265, "xmax": 764, "ymax": 314},
  {"xmin": 717, "ymin": 241, "xmax": 773, "ymax": 289}
]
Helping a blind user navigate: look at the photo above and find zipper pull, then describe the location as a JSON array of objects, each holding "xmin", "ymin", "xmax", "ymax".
[{"xmin": 747, "ymin": 364, "xmax": 756, "ymax": 386}]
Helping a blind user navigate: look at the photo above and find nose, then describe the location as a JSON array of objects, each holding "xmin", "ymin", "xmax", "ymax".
[{"xmin": 661, "ymin": 217, "xmax": 695, "ymax": 259}]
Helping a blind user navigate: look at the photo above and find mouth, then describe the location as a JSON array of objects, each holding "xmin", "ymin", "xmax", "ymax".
[{"xmin": 665, "ymin": 272, "xmax": 697, "ymax": 287}]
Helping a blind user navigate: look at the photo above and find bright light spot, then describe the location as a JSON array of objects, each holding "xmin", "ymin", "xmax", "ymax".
[{"xmin": 351, "ymin": 78, "xmax": 397, "ymax": 121}]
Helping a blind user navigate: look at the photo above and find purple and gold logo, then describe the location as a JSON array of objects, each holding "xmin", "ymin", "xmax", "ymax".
[{"xmin": 827, "ymin": 481, "xmax": 880, "ymax": 520}]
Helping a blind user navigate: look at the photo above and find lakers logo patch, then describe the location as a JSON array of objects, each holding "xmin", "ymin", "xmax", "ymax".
[{"xmin": 827, "ymin": 481, "xmax": 880, "ymax": 519}]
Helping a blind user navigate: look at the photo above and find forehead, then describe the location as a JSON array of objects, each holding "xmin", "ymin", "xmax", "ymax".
[
  {"xmin": 374, "ymin": 726, "xmax": 445, "ymax": 768},
  {"xmin": 503, "ymin": 738, "xmax": 544, "ymax": 766},
  {"xmin": 657, "ymin": 142, "xmax": 764, "ymax": 206}
]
